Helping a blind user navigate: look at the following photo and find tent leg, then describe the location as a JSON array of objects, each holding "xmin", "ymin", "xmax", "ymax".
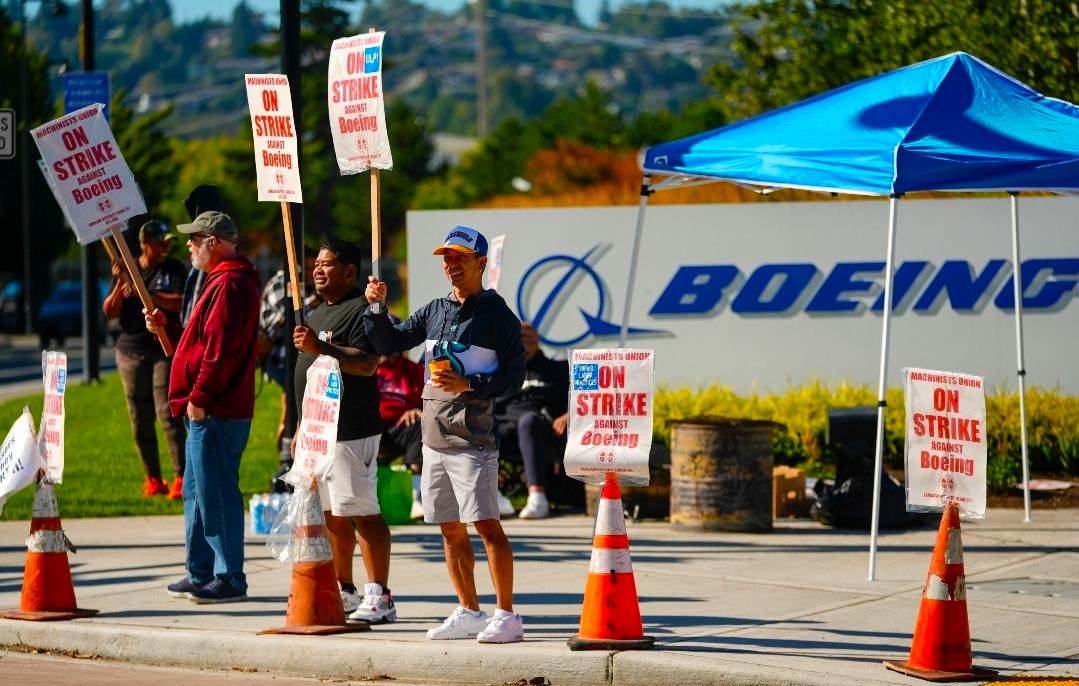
[
  {"xmin": 1010, "ymin": 193, "xmax": 1031, "ymax": 523},
  {"xmin": 620, "ymin": 174, "xmax": 652, "ymax": 347},
  {"xmin": 869, "ymin": 196, "xmax": 899, "ymax": 582}
]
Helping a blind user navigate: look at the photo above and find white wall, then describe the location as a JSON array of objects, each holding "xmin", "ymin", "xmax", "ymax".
[{"xmin": 406, "ymin": 197, "xmax": 1079, "ymax": 394}]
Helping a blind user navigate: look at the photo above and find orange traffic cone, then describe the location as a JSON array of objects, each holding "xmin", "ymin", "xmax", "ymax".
[
  {"xmin": 0, "ymin": 481, "xmax": 97, "ymax": 621},
  {"xmin": 884, "ymin": 503, "xmax": 997, "ymax": 681},
  {"xmin": 260, "ymin": 481, "xmax": 368, "ymax": 636},
  {"xmin": 568, "ymin": 472, "xmax": 654, "ymax": 651}
]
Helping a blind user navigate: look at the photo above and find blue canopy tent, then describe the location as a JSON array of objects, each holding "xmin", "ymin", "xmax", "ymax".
[{"xmin": 629, "ymin": 52, "xmax": 1079, "ymax": 579}]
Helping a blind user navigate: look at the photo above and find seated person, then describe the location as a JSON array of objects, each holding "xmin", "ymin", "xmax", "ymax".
[
  {"xmin": 494, "ymin": 321, "xmax": 569, "ymax": 519},
  {"xmin": 376, "ymin": 315, "xmax": 425, "ymax": 520}
]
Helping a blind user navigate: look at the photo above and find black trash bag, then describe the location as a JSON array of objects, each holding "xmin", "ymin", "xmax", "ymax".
[{"xmin": 812, "ymin": 471, "xmax": 929, "ymax": 529}]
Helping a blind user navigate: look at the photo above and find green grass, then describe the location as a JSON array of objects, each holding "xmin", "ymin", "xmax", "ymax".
[{"xmin": 0, "ymin": 373, "xmax": 282, "ymax": 520}]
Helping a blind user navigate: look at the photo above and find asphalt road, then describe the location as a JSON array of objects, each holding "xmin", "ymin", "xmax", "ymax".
[
  {"xmin": 0, "ymin": 650, "xmax": 432, "ymax": 686},
  {"xmin": 0, "ymin": 335, "xmax": 116, "ymax": 401}
]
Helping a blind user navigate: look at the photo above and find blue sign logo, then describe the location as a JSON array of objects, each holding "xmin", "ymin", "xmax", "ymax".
[
  {"xmin": 364, "ymin": 47, "xmax": 381, "ymax": 73},
  {"xmin": 517, "ymin": 244, "xmax": 665, "ymax": 347},
  {"xmin": 56, "ymin": 369, "xmax": 67, "ymax": 393},
  {"xmin": 573, "ymin": 364, "xmax": 599, "ymax": 390},
  {"xmin": 325, "ymin": 372, "xmax": 341, "ymax": 400}
]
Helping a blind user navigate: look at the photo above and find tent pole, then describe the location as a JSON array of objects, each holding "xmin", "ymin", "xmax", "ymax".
[
  {"xmin": 620, "ymin": 174, "xmax": 652, "ymax": 347},
  {"xmin": 1009, "ymin": 192, "xmax": 1032, "ymax": 523},
  {"xmin": 869, "ymin": 196, "xmax": 899, "ymax": 582}
]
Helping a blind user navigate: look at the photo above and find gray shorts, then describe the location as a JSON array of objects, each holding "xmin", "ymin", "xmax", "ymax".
[
  {"xmin": 318, "ymin": 435, "xmax": 382, "ymax": 518},
  {"xmin": 421, "ymin": 445, "xmax": 501, "ymax": 524}
]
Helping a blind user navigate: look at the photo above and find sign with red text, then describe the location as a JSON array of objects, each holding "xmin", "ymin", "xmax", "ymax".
[
  {"xmin": 38, "ymin": 352, "xmax": 67, "ymax": 483},
  {"xmin": 485, "ymin": 235, "xmax": 506, "ymax": 290},
  {"xmin": 0, "ymin": 409, "xmax": 45, "ymax": 516},
  {"xmin": 288, "ymin": 356, "xmax": 341, "ymax": 487},
  {"xmin": 904, "ymin": 367, "xmax": 987, "ymax": 516},
  {"xmin": 244, "ymin": 74, "xmax": 303, "ymax": 203},
  {"xmin": 31, "ymin": 104, "xmax": 146, "ymax": 245},
  {"xmin": 327, "ymin": 31, "xmax": 393, "ymax": 174},
  {"xmin": 564, "ymin": 349, "xmax": 654, "ymax": 486}
]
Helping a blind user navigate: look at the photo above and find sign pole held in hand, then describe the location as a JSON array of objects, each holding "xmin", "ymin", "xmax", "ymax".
[
  {"xmin": 328, "ymin": 28, "xmax": 393, "ymax": 314},
  {"xmin": 109, "ymin": 225, "xmax": 173, "ymax": 356},
  {"xmin": 30, "ymin": 104, "xmax": 171, "ymax": 354},
  {"xmin": 244, "ymin": 74, "xmax": 305, "ymax": 324}
]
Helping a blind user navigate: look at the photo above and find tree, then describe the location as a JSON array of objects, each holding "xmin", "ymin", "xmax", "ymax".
[{"xmin": 707, "ymin": 0, "xmax": 1079, "ymax": 122}]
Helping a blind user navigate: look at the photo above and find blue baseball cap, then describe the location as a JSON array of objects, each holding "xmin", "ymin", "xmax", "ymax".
[{"xmin": 433, "ymin": 225, "xmax": 488, "ymax": 257}]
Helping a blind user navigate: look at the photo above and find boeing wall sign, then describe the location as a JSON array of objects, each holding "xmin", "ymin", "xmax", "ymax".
[{"xmin": 408, "ymin": 198, "xmax": 1079, "ymax": 393}]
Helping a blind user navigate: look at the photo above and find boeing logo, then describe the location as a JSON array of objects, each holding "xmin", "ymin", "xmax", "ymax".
[
  {"xmin": 516, "ymin": 244, "xmax": 665, "ymax": 347},
  {"xmin": 516, "ymin": 253, "xmax": 1078, "ymax": 346}
]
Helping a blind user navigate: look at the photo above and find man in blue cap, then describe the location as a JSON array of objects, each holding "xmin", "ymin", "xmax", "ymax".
[{"xmin": 363, "ymin": 225, "xmax": 527, "ymax": 644}]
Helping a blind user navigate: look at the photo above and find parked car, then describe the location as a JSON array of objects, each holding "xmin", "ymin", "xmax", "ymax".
[
  {"xmin": 0, "ymin": 280, "xmax": 25, "ymax": 333},
  {"xmin": 37, "ymin": 279, "xmax": 111, "ymax": 348}
]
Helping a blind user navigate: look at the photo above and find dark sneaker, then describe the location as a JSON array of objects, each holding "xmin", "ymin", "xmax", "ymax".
[
  {"xmin": 188, "ymin": 578, "xmax": 247, "ymax": 604},
  {"xmin": 166, "ymin": 577, "xmax": 205, "ymax": 599}
]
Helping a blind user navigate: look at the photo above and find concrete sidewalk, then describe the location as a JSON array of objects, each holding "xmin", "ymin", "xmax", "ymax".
[{"xmin": 0, "ymin": 509, "xmax": 1076, "ymax": 685}]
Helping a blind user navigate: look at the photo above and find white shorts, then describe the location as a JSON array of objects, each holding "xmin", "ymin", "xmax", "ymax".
[
  {"xmin": 318, "ymin": 435, "xmax": 382, "ymax": 517},
  {"xmin": 421, "ymin": 445, "xmax": 500, "ymax": 524}
]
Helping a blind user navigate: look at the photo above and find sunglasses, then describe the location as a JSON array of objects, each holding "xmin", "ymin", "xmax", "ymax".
[{"xmin": 188, "ymin": 233, "xmax": 211, "ymax": 244}]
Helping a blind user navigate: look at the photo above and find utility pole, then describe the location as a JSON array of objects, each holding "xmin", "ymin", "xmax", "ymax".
[
  {"xmin": 475, "ymin": 0, "xmax": 488, "ymax": 138},
  {"xmin": 278, "ymin": 0, "xmax": 303, "ymax": 473},
  {"xmin": 79, "ymin": 0, "xmax": 100, "ymax": 382},
  {"xmin": 18, "ymin": 0, "xmax": 34, "ymax": 335}
]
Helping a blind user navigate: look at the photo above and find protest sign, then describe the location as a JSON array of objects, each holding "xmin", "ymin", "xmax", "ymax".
[
  {"xmin": 0, "ymin": 409, "xmax": 45, "ymax": 515},
  {"xmin": 904, "ymin": 367, "xmax": 988, "ymax": 517},
  {"xmin": 327, "ymin": 31, "xmax": 393, "ymax": 174},
  {"xmin": 564, "ymin": 349, "xmax": 654, "ymax": 486},
  {"xmin": 38, "ymin": 352, "xmax": 67, "ymax": 484},
  {"xmin": 31, "ymin": 104, "xmax": 146, "ymax": 245},
  {"xmin": 328, "ymin": 29, "xmax": 394, "ymax": 313},
  {"xmin": 287, "ymin": 356, "xmax": 342, "ymax": 487},
  {"xmin": 244, "ymin": 74, "xmax": 303, "ymax": 203},
  {"xmin": 485, "ymin": 235, "xmax": 506, "ymax": 290},
  {"xmin": 244, "ymin": 74, "xmax": 305, "ymax": 320}
]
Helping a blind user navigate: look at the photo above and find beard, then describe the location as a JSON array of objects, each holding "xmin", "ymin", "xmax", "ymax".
[{"xmin": 190, "ymin": 248, "xmax": 209, "ymax": 271}]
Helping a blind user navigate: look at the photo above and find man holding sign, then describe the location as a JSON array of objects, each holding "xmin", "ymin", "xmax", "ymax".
[
  {"xmin": 364, "ymin": 226, "xmax": 526, "ymax": 644},
  {"xmin": 145, "ymin": 211, "xmax": 261, "ymax": 604},
  {"xmin": 292, "ymin": 239, "xmax": 394, "ymax": 624}
]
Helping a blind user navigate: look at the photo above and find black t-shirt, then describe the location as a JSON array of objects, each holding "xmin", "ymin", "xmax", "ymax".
[
  {"xmin": 116, "ymin": 257, "xmax": 188, "ymax": 356},
  {"xmin": 294, "ymin": 289, "xmax": 381, "ymax": 441}
]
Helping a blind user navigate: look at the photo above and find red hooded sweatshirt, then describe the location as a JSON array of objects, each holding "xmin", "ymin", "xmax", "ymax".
[{"xmin": 167, "ymin": 256, "xmax": 261, "ymax": 419}]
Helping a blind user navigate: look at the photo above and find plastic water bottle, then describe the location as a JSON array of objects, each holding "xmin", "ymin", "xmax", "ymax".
[{"xmin": 250, "ymin": 494, "xmax": 268, "ymax": 535}]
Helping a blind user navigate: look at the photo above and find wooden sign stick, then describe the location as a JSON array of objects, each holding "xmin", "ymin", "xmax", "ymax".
[
  {"xmin": 368, "ymin": 26, "xmax": 384, "ymax": 315},
  {"xmin": 107, "ymin": 225, "xmax": 174, "ymax": 356},
  {"xmin": 280, "ymin": 201, "xmax": 304, "ymax": 326},
  {"xmin": 101, "ymin": 236, "xmax": 134, "ymax": 291}
]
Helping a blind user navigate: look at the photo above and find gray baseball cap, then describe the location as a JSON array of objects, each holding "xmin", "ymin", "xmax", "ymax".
[{"xmin": 177, "ymin": 211, "xmax": 239, "ymax": 242}]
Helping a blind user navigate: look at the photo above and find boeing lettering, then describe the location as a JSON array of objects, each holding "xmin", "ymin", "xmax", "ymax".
[{"xmin": 649, "ymin": 258, "xmax": 1079, "ymax": 316}]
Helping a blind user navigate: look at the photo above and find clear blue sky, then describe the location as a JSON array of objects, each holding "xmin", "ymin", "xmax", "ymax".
[{"xmin": 172, "ymin": 1, "xmax": 729, "ymax": 27}]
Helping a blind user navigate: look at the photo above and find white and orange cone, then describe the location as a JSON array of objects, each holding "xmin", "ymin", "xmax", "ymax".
[
  {"xmin": 884, "ymin": 503, "xmax": 997, "ymax": 681},
  {"xmin": 260, "ymin": 480, "xmax": 368, "ymax": 635},
  {"xmin": 0, "ymin": 480, "xmax": 96, "ymax": 621},
  {"xmin": 568, "ymin": 472, "xmax": 654, "ymax": 651}
]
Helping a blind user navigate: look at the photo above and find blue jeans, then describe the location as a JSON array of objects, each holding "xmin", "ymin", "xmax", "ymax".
[{"xmin": 183, "ymin": 417, "xmax": 251, "ymax": 593}]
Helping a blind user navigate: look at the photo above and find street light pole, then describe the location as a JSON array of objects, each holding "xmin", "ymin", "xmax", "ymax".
[
  {"xmin": 79, "ymin": 0, "xmax": 100, "ymax": 382},
  {"xmin": 19, "ymin": 0, "xmax": 34, "ymax": 335}
]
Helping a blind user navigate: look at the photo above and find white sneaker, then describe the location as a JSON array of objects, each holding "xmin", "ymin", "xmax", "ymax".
[
  {"xmin": 409, "ymin": 499, "xmax": 424, "ymax": 520},
  {"xmin": 477, "ymin": 609, "xmax": 524, "ymax": 644},
  {"xmin": 348, "ymin": 583, "xmax": 397, "ymax": 624},
  {"xmin": 340, "ymin": 588, "xmax": 361, "ymax": 614},
  {"xmin": 518, "ymin": 492, "xmax": 549, "ymax": 519},
  {"xmin": 426, "ymin": 606, "xmax": 490, "ymax": 640},
  {"xmin": 497, "ymin": 492, "xmax": 515, "ymax": 516}
]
